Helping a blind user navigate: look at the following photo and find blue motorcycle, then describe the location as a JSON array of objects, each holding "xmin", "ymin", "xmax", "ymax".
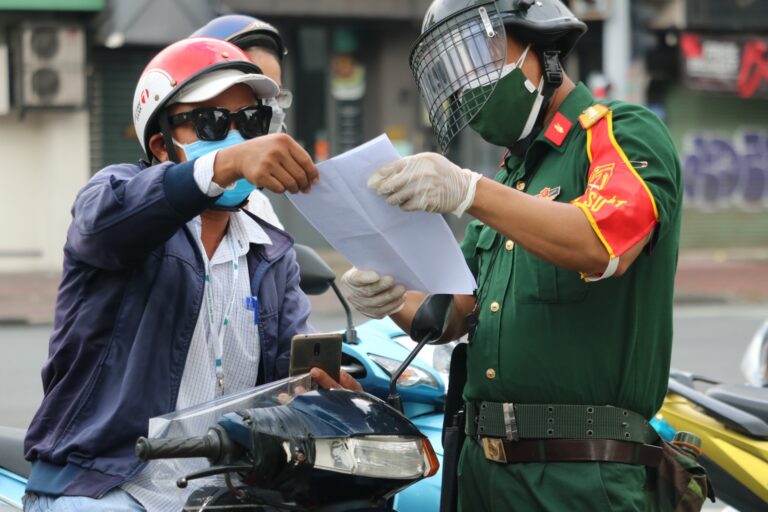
[
  {"xmin": 0, "ymin": 245, "xmax": 450, "ymax": 511},
  {"xmin": 343, "ymin": 314, "xmax": 453, "ymax": 512},
  {"xmin": 132, "ymin": 373, "xmax": 440, "ymax": 510}
]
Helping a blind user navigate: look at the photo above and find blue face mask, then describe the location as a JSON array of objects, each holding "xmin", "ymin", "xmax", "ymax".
[{"xmin": 174, "ymin": 131, "xmax": 255, "ymax": 208}]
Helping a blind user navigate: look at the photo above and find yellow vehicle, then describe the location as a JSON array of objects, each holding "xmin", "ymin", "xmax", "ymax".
[{"xmin": 657, "ymin": 321, "xmax": 768, "ymax": 512}]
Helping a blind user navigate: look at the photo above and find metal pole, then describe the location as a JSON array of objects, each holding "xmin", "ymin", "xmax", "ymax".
[{"xmin": 603, "ymin": 0, "xmax": 631, "ymax": 100}]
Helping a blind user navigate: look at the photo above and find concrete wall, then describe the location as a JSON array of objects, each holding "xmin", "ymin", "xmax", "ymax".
[
  {"xmin": 0, "ymin": 110, "xmax": 89, "ymax": 271},
  {"xmin": 664, "ymin": 85, "xmax": 768, "ymax": 248}
]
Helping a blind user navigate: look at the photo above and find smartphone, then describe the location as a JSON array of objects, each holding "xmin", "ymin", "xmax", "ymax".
[{"xmin": 289, "ymin": 332, "xmax": 343, "ymax": 383}]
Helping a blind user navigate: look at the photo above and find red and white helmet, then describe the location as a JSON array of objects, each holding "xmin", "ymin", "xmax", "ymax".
[{"xmin": 132, "ymin": 37, "xmax": 279, "ymax": 160}]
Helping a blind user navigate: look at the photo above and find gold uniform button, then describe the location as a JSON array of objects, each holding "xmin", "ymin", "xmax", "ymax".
[
  {"xmin": 490, "ymin": 301, "xmax": 500, "ymax": 313},
  {"xmin": 515, "ymin": 181, "xmax": 526, "ymax": 191},
  {"xmin": 486, "ymin": 368, "xmax": 497, "ymax": 379},
  {"xmin": 505, "ymin": 240, "xmax": 515, "ymax": 251}
]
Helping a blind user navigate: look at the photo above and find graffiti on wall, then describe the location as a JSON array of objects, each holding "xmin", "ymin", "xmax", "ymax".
[{"xmin": 682, "ymin": 131, "xmax": 768, "ymax": 210}]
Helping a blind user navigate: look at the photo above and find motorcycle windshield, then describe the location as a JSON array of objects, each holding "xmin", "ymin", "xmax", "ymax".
[{"xmin": 125, "ymin": 374, "xmax": 313, "ymax": 511}]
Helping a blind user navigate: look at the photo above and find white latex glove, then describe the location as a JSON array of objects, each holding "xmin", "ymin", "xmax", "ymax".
[
  {"xmin": 341, "ymin": 268, "xmax": 406, "ymax": 319},
  {"xmin": 368, "ymin": 152, "xmax": 483, "ymax": 217}
]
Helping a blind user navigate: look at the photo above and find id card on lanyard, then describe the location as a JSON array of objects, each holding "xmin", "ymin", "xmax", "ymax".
[{"xmin": 200, "ymin": 233, "xmax": 239, "ymax": 395}]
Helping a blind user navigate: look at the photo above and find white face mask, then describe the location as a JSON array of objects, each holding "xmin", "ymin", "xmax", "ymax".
[
  {"xmin": 499, "ymin": 44, "xmax": 532, "ymax": 79},
  {"xmin": 265, "ymin": 98, "xmax": 286, "ymax": 134}
]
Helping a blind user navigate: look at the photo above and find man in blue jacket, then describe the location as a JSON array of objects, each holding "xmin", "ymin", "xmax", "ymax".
[{"xmin": 23, "ymin": 37, "xmax": 354, "ymax": 512}]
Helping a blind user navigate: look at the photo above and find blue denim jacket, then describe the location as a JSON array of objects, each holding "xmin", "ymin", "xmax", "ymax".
[{"xmin": 23, "ymin": 160, "xmax": 312, "ymax": 497}]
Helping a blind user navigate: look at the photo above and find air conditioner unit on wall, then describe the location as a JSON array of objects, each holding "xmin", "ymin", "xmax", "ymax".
[{"xmin": 16, "ymin": 24, "xmax": 85, "ymax": 108}]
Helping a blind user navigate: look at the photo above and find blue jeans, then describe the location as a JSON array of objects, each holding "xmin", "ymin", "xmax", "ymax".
[{"xmin": 23, "ymin": 489, "xmax": 145, "ymax": 512}]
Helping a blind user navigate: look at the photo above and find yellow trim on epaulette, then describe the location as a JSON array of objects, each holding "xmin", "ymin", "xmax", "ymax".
[{"xmin": 579, "ymin": 104, "xmax": 610, "ymax": 130}]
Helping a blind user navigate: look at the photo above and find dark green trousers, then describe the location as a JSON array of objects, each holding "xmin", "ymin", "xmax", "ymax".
[{"xmin": 457, "ymin": 439, "xmax": 648, "ymax": 511}]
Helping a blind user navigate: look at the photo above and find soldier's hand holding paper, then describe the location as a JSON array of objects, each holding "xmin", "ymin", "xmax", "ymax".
[{"xmin": 368, "ymin": 152, "xmax": 482, "ymax": 217}]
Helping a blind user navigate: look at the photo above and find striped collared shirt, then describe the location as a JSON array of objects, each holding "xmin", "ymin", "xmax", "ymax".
[{"xmin": 123, "ymin": 210, "xmax": 270, "ymax": 511}]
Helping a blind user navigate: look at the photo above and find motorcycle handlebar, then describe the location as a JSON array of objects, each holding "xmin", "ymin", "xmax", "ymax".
[{"xmin": 135, "ymin": 428, "xmax": 226, "ymax": 462}]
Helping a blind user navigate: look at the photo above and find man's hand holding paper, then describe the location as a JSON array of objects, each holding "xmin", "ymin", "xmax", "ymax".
[{"xmin": 286, "ymin": 135, "xmax": 476, "ymax": 296}]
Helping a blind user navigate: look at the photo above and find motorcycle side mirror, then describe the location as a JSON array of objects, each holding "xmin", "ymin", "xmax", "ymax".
[
  {"xmin": 742, "ymin": 319, "xmax": 768, "ymax": 387},
  {"xmin": 388, "ymin": 294, "xmax": 454, "ymax": 412},
  {"xmin": 293, "ymin": 244, "xmax": 357, "ymax": 344},
  {"xmin": 294, "ymin": 244, "xmax": 336, "ymax": 296},
  {"xmin": 410, "ymin": 293, "xmax": 454, "ymax": 345}
]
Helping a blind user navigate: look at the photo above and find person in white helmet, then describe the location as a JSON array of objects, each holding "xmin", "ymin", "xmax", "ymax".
[{"xmin": 23, "ymin": 37, "xmax": 357, "ymax": 512}]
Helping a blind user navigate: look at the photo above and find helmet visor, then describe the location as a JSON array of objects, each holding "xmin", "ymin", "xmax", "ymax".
[{"xmin": 410, "ymin": 2, "xmax": 507, "ymax": 151}]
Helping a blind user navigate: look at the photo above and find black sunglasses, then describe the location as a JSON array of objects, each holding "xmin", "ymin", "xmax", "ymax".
[{"xmin": 167, "ymin": 105, "xmax": 273, "ymax": 141}]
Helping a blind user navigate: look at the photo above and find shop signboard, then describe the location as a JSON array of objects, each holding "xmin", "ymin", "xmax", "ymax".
[{"xmin": 681, "ymin": 32, "xmax": 768, "ymax": 99}]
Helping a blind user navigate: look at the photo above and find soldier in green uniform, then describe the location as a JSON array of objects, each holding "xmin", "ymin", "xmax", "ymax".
[{"xmin": 342, "ymin": 0, "xmax": 683, "ymax": 510}]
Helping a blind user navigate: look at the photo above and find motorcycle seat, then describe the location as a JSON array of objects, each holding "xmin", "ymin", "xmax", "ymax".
[
  {"xmin": 706, "ymin": 384, "xmax": 768, "ymax": 425},
  {"xmin": 0, "ymin": 426, "xmax": 30, "ymax": 479}
]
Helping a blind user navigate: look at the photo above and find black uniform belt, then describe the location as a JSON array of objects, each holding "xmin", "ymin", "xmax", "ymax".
[
  {"xmin": 465, "ymin": 401, "xmax": 658, "ymax": 444},
  {"xmin": 476, "ymin": 437, "xmax": 663, "ymax": 466}
]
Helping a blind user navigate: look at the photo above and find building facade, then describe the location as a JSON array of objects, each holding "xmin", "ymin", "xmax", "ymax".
[
  {"xmin": 2, "ymin": 0, "xmax": 767, "ymax": 273},
  {"xmin": 645, "ymin": 0, "xmax": 768, "ymax": 247},
  {"xmin": 0, "ymin": 0, "xmax": 103, "ymax": 272}
]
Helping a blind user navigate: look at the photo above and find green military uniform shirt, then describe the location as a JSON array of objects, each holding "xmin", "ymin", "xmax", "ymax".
[
  {"xmin": 457, "ymin": 83, "xmax": 682, "ymax": 512},
  {"xmin": 461, "ymin": 82, "xmax": 682, "ymax": 419}
]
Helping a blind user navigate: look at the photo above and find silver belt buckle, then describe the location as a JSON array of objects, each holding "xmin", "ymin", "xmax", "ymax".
[{"xmin": 503, "ymin": 402, "xmax": 519, "ymax": 441}]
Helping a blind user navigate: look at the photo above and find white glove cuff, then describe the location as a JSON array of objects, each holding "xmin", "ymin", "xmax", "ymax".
[
  {"xmin": 452, "ymin": 171, "xmax": 483, "ymax": 218},
  {"xmin": 358, "ymin": 297, "xmax": 406, "ymax": 320},
  {"xmin": 583, "ymin": 257, "xmax": 620, "ymax": 282},
  {"xmin": 389, "ymin": 301, "xmax": 406, "ymax": 316}
]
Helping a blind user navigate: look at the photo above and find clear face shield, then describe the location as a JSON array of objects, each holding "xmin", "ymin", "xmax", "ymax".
[{"xmin": 409, "ymin": 2, "xmax": 508, "ymax": 151}]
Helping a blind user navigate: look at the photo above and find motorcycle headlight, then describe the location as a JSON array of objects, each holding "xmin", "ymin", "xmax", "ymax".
[
  {"xmin": 393, "ymin": 336, "xmax": 461, "ymax": 388},
  {"xmin": 368, "ymin": 354, "xmax": 439, "ymax": 388},
  {"xmin": 313, "ymin": 435, "xmax": 439, "ymax": 479}
]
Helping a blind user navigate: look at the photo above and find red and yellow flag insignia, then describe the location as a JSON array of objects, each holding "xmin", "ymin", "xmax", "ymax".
[
  {"xmin": 544, "ymin": 112, "xmax": 572, "ymax": 146},
  {"xmin": 571, "ymin": 108, "xmax": 658, "ymax": 258},
  {"xmin": 536, "ymin": 186, "xmax": 561, "ymax": 201}
]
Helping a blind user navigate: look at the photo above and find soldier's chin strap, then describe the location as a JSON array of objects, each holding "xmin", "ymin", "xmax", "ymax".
[
  {"xmin": 157, "ymin": 113, "xmax": 248, "ymax": 212},
  {"xmin": 509, "ymin": 50, "xmax": 563, "ymax": 157}
]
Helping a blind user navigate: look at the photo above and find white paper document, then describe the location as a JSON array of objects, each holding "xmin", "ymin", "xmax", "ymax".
[{"xmin": 288, "ymin": 135, "xmax": 477, "ymax": 294}]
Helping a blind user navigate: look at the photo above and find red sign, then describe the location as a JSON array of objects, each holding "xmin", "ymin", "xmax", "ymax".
[
  {"xmin": 682, "ymin": 32, "xmax": 768, "ymax": 99},
  {"xmin": 738, "ymin": 40, "xmax": 768, "ymax": 98}
]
